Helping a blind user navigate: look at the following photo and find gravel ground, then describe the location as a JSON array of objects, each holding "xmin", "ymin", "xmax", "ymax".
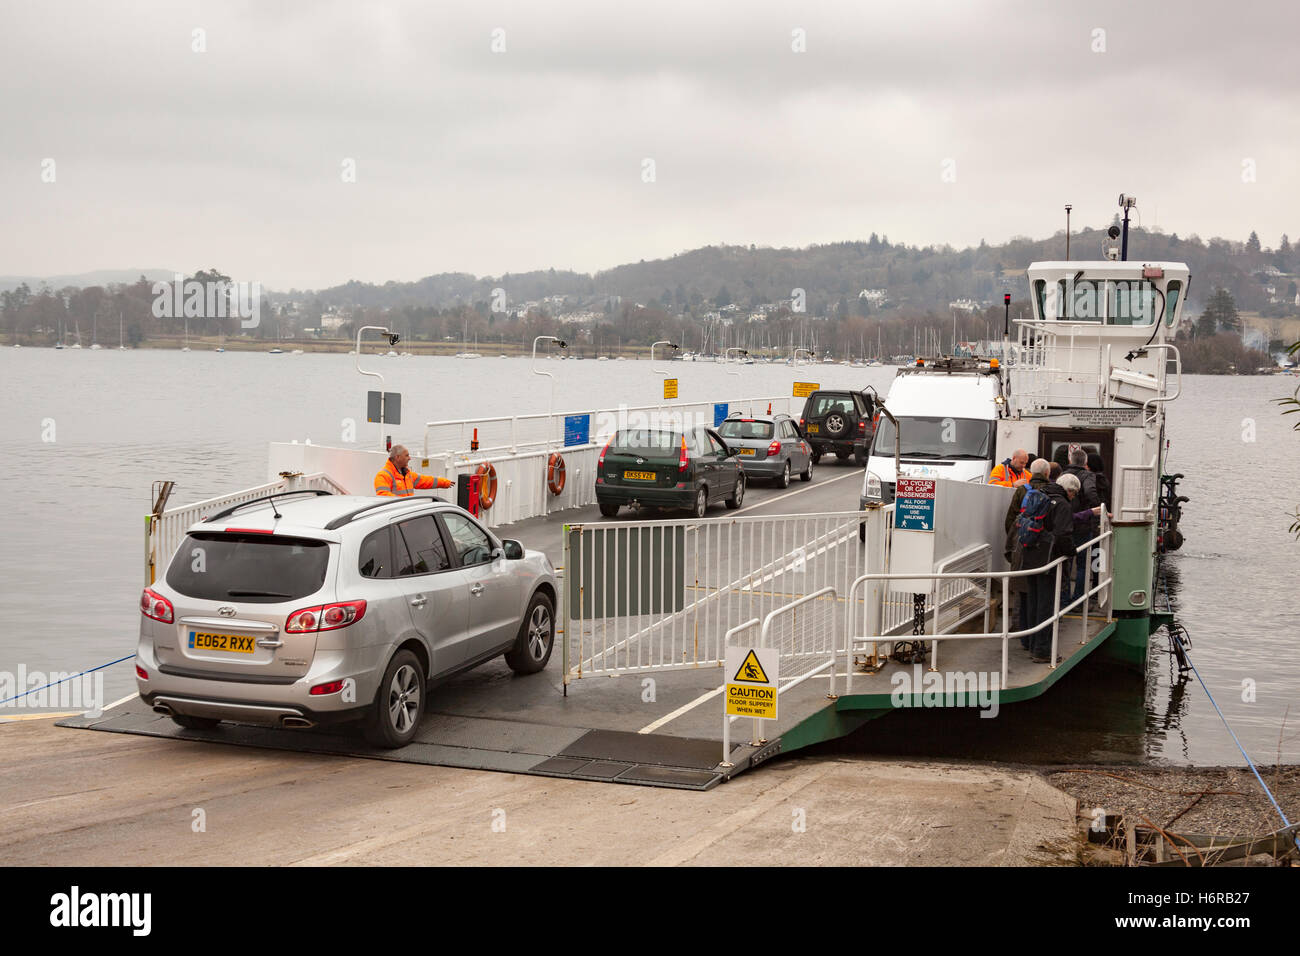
[{"xmin": 1046, "ymin": 764, "xmax": 1300, "ymax": 841}]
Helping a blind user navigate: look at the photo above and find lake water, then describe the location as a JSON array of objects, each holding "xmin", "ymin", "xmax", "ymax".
[{"xmin": 1, "ymin": 348, "xmax": 1296, "ymax": 765}]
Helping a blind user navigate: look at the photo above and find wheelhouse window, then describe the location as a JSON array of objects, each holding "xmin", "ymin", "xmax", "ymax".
[
  {"xmin": 1109, "ymin": 280, "xmax": 1157, "ymax": 326},
  {"xmin": 1036, "ymin": 277, "xmax": 1158, "ymax": 326}
]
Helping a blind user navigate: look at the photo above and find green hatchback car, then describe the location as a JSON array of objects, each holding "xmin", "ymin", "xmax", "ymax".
[{"xmin": 595, "ymin": 425, "xmax": 746, "ymax": 518}]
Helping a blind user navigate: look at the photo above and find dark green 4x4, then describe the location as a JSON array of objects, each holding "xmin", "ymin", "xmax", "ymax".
[
  {"xmin": 595, "ymin": 426, "xmax": 746, "ymax": 519},
  {"xmin": 799, "ymin": 389, "xmax": 877, "ymax": 466}
]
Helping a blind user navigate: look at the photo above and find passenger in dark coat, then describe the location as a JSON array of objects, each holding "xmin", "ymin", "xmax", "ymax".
[
  {"xmin": 1087, "ymin": 452, "xmax": 1111, "ymax": 511},
  {"xmin": 1062, "ymin": 446, "xmax": 1102, "ymax": 603},
  {"xmin": 1022, "ymin": 474, "xmax": 1086, "ymax": 662},
  {"xmin": 1005, "ymin": 459, "xmax": 1051, "ymax": 647}
]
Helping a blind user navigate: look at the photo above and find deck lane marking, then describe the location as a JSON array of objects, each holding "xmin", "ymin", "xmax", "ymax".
[
  {"xmin": 637, "ymin": 685, "xmax": 725, "ymax": 734},
  {"xmin": 732, "ymin": 467, "xmax": 860, "ymax": 516},
  {"xmin": 101, "ymin": 692, "xmax": 139, "ymax": 711}
]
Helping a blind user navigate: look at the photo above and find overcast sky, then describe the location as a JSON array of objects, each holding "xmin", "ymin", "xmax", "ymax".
[{"xmin": 2, "ymin": 0, "xmax": 1297, "ymax": 290}]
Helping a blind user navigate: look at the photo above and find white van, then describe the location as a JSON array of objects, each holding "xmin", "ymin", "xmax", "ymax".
[{"xmin": 860, "ymin": 359, "xmax": 1006, "ymax": 506}]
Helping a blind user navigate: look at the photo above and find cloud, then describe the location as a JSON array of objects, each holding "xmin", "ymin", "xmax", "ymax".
[{"xmin": 0, "ymin": 0, "xmax": 1296, "ymax": 288}]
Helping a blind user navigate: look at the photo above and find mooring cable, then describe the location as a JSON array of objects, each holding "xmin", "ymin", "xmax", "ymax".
[
  {"xmin": 1158, "ymin": 561, "xmax": 1296, "ymax": 849},
  {"xmin": 0, "ymin": 655, "xmax": 133, "ymax": 707},
  {"xmin": 1178, "ymin": 643, "xmax": 1294, "ymax": 835}
]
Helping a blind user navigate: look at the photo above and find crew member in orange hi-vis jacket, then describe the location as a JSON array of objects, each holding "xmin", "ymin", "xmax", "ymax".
[
  {"xmin": 374, "ymin": 445, "xmax": 454, "ymax": 496},
  {"xmin": 988, "ymin": 449, "xmax": 1030, "ymax": 487}
]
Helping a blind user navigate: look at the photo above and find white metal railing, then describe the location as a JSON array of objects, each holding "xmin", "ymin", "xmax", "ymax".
[
  {"xmin": 721, "ymin": 587, "xmax": 840, "ymax": 763},
  {"xmin": 422, "ymin": 395, "xmax": 795, "ymax": 459},
  {"xmin": 845, "ymin": 511, "xmax": 1114, "ymax": 692},
  {"xmin": 1118, "ymin": 456, "xmax": 1158, "ymax": 519},
  {"xmin": 439, "ymin": 444, "xmax": 604, "ymax": 528},
  {"xmin": 145, "ymin": 472, "xmax": 347, "ymax": 584},
  {"xmin": 1011, "ymin": 323, "xmax": 1178, "ymax": 413},
  {"xmin": 561, "ymin": 511, "xmax": 867, "ymax": 684}
]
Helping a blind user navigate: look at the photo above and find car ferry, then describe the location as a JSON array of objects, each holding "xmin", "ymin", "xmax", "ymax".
[{"xmin": 59, "ymin": 208, "xmax": 1190, "ymax": 790}]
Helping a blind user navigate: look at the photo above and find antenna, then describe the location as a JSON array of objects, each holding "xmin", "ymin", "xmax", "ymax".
[
  {"xmin": 1118, "ymin": 194, "xmax": 1137, "ymax": 261},
  {"xmin": 1064, "ymin": 204, "xmax": 1072, "ymax": 261}
]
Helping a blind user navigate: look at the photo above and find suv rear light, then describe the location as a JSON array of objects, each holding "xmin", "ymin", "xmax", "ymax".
[
  {"xmin": 140, "ymin": 588, "xmax": 174, "ymax": 623},
  {"xmin": 286, "ymin": 600, "xmax": 367, "ymax": 633},
  {"xmin": 678, "ymin": 435, "xmax": 689, "ymax": 472},
  {"xmin": 767, "ymin": 439, "xmax": 781, "ymax": 456},
  {"xmin": 135, "ymin": 665, "xmax": 149, "ymax": 681},
  {"xmin": 858, "ymin": 420, "xmax": 866, "ymax": 432}
]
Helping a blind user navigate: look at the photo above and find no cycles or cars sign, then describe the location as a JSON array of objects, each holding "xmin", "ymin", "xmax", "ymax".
[
  {"xmin": 895, "ymin": 477, "xmax": 936, "ymax": 531},
  {"xmin": 792, "ymin": 382, "xmax": 820, "ymax": 398},
  {"xmin": 664, "ymin": 378, "xmax": 678, "ymax": 399}
]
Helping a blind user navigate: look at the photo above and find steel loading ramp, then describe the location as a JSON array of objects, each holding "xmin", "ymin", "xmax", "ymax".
[{"xmin": 56, "ymin": 654, "xmax": 850, "ymax": 790}]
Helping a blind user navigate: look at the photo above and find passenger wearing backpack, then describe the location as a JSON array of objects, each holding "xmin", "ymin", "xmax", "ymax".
[
  {"xmin": 1018, "ymin": 473, "xmax": 1088, "ymax": 663},
  {"xmin": 1005, "ymin": 458, "xmax": 1051, "ymax": 647}
]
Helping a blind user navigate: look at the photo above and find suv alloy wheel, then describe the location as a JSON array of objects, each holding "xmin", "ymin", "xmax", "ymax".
[
  {"xmin": 505, "ymin": 592, "xmax": 554, "ymax": 674},
  {"xmin": 364, "ymin": 649, "xmax": 424, "ymax": 748}
]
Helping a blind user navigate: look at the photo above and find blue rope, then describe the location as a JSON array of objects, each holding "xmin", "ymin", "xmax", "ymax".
[
  {"xmin": 1180, "ymin": 646, "xmax": 1294, "ymax": 836},
  {"xmin": 0, "ymin": 655, "xmax": 134, "ymax": 706}
]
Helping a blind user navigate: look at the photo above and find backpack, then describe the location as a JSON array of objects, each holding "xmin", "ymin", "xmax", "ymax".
[{"xmin": 1015, "ymin": 486, "xmax": 1052, "ymax": 549}]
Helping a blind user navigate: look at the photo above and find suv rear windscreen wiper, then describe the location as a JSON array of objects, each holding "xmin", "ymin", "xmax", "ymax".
[{"xmin": 226, "ymin": 589, "xmax": 292, "ymax": 598}]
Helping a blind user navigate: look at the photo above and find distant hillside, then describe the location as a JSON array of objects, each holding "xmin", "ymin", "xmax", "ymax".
[
  {"xmin": 0, "ymin": 269, "xmax": 175, "ymax": 293},
  {"xmin": 292, "ymin": 227, "xmax": 1299, "ymax": 318}
]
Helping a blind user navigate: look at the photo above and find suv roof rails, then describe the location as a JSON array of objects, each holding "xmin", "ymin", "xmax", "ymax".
[
  {"xmin": 205, "ymin": 490, "xmax": 334, "ymax": 523},
  {"xmin": 324, "ymin": 495, "xmax": 445, "ymax": 530}
]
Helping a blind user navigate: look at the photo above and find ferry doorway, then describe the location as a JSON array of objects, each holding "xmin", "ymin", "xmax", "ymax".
[{"xmin": 1038, "ymin": 428, "xmax": 1114, "ymax": 491}]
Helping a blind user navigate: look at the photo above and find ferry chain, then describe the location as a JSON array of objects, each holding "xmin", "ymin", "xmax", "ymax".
[{"xmin": 890, "ymin": 593, "xmax": 929, "ymax": 665}]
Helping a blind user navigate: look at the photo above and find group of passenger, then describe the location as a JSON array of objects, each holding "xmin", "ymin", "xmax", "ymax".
[{"xmin": 992, "ymin": 445, "xmax": 1109, "ymax": 664}]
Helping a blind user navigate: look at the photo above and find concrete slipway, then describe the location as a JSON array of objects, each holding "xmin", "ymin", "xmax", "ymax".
[{"xmin": 0, "ymin": 714, "xmax": 1077, "ymax": 866}]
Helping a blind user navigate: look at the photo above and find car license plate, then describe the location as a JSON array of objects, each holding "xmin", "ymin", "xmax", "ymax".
[
  {"xmin": 738, "ymin": 448, "xmax": 755, "ymax": 456},
  {"xmin": 189, "ymin": 631, "xmax": 256, "ymax": 654},
  {"xmin": 807, "ymin": 424, "xmax": 819, "ymax": 433},
  {"xmin": 623, "ymin": 470, "xmax": 655, "ymax": 480}
]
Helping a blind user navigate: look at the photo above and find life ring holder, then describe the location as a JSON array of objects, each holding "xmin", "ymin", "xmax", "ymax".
[
  {"xmin": 546, "ymin": 453, "xmax": 566, "ymax": 496},
  {"xmin": 475, "ymin": 462, "xmax": 498, "ymax": 510}
]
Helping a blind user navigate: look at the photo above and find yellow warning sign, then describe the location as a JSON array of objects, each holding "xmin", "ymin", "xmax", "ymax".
[
  {"xmin": 732, "ymin": 649, "xmax": 770, "ymax": 684},
  {"xmin": 664, "ymin": 378, "xmax": 679, "ymax": 399},
  {"xmin": 725, "ymin": 646, "xmax": 779, "ymax": 720},
  {"xmin": 792, "ymin": 381, "xmax": 820, "ymax": 398}
]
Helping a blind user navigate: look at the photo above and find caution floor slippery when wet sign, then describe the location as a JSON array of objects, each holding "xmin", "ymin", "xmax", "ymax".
[{"xmin": 725, "ymin": 646, "xmax": 779, "ymax": 720}]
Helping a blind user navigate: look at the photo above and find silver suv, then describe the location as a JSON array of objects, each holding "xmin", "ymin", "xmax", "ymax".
[{"xmin": 135, "ymin": 491, "xmax": 558, "ymax": 748}]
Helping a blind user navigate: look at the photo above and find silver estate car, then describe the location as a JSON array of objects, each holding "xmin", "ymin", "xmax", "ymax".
[
  {"xmin": 715, "ymin": 413, "xmax": 813, "ymax": 488},
  {"xmin": 135, "ymin": 492, "xmax": 558, "ymax": 748}
]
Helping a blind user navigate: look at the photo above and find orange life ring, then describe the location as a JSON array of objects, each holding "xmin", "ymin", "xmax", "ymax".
[
  {"xmin": 546, "ymin": 453, "xmax": 566, "ymax": 496},
  {"xmin": 475, "ymin": 462, "xmax": 498, "ymax": 510}
]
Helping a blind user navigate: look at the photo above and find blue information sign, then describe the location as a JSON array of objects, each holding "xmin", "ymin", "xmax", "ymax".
[
  {"xmin": 713, "ymin": 403, "xmax": 729, "ymax": 427},
  {"xmin": 894, "ymin": 478, "xmax": 936, "ymax": 531},
  {"xmin": 563, "ymin": 413, "xmax": 590, "ymax": 447}
]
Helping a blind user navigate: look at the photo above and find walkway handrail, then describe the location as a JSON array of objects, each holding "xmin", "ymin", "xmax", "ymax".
[
  {"xmin": 759, "ymin": 585, "xmax": 839, "ymax": 699},
  {"xmin": 844, "ymin": 517, "xmax": 1114, "ymax": 692},
  {"xmin": 719, "ymin": 618, "xmax": 761, "ymax": 767}
]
